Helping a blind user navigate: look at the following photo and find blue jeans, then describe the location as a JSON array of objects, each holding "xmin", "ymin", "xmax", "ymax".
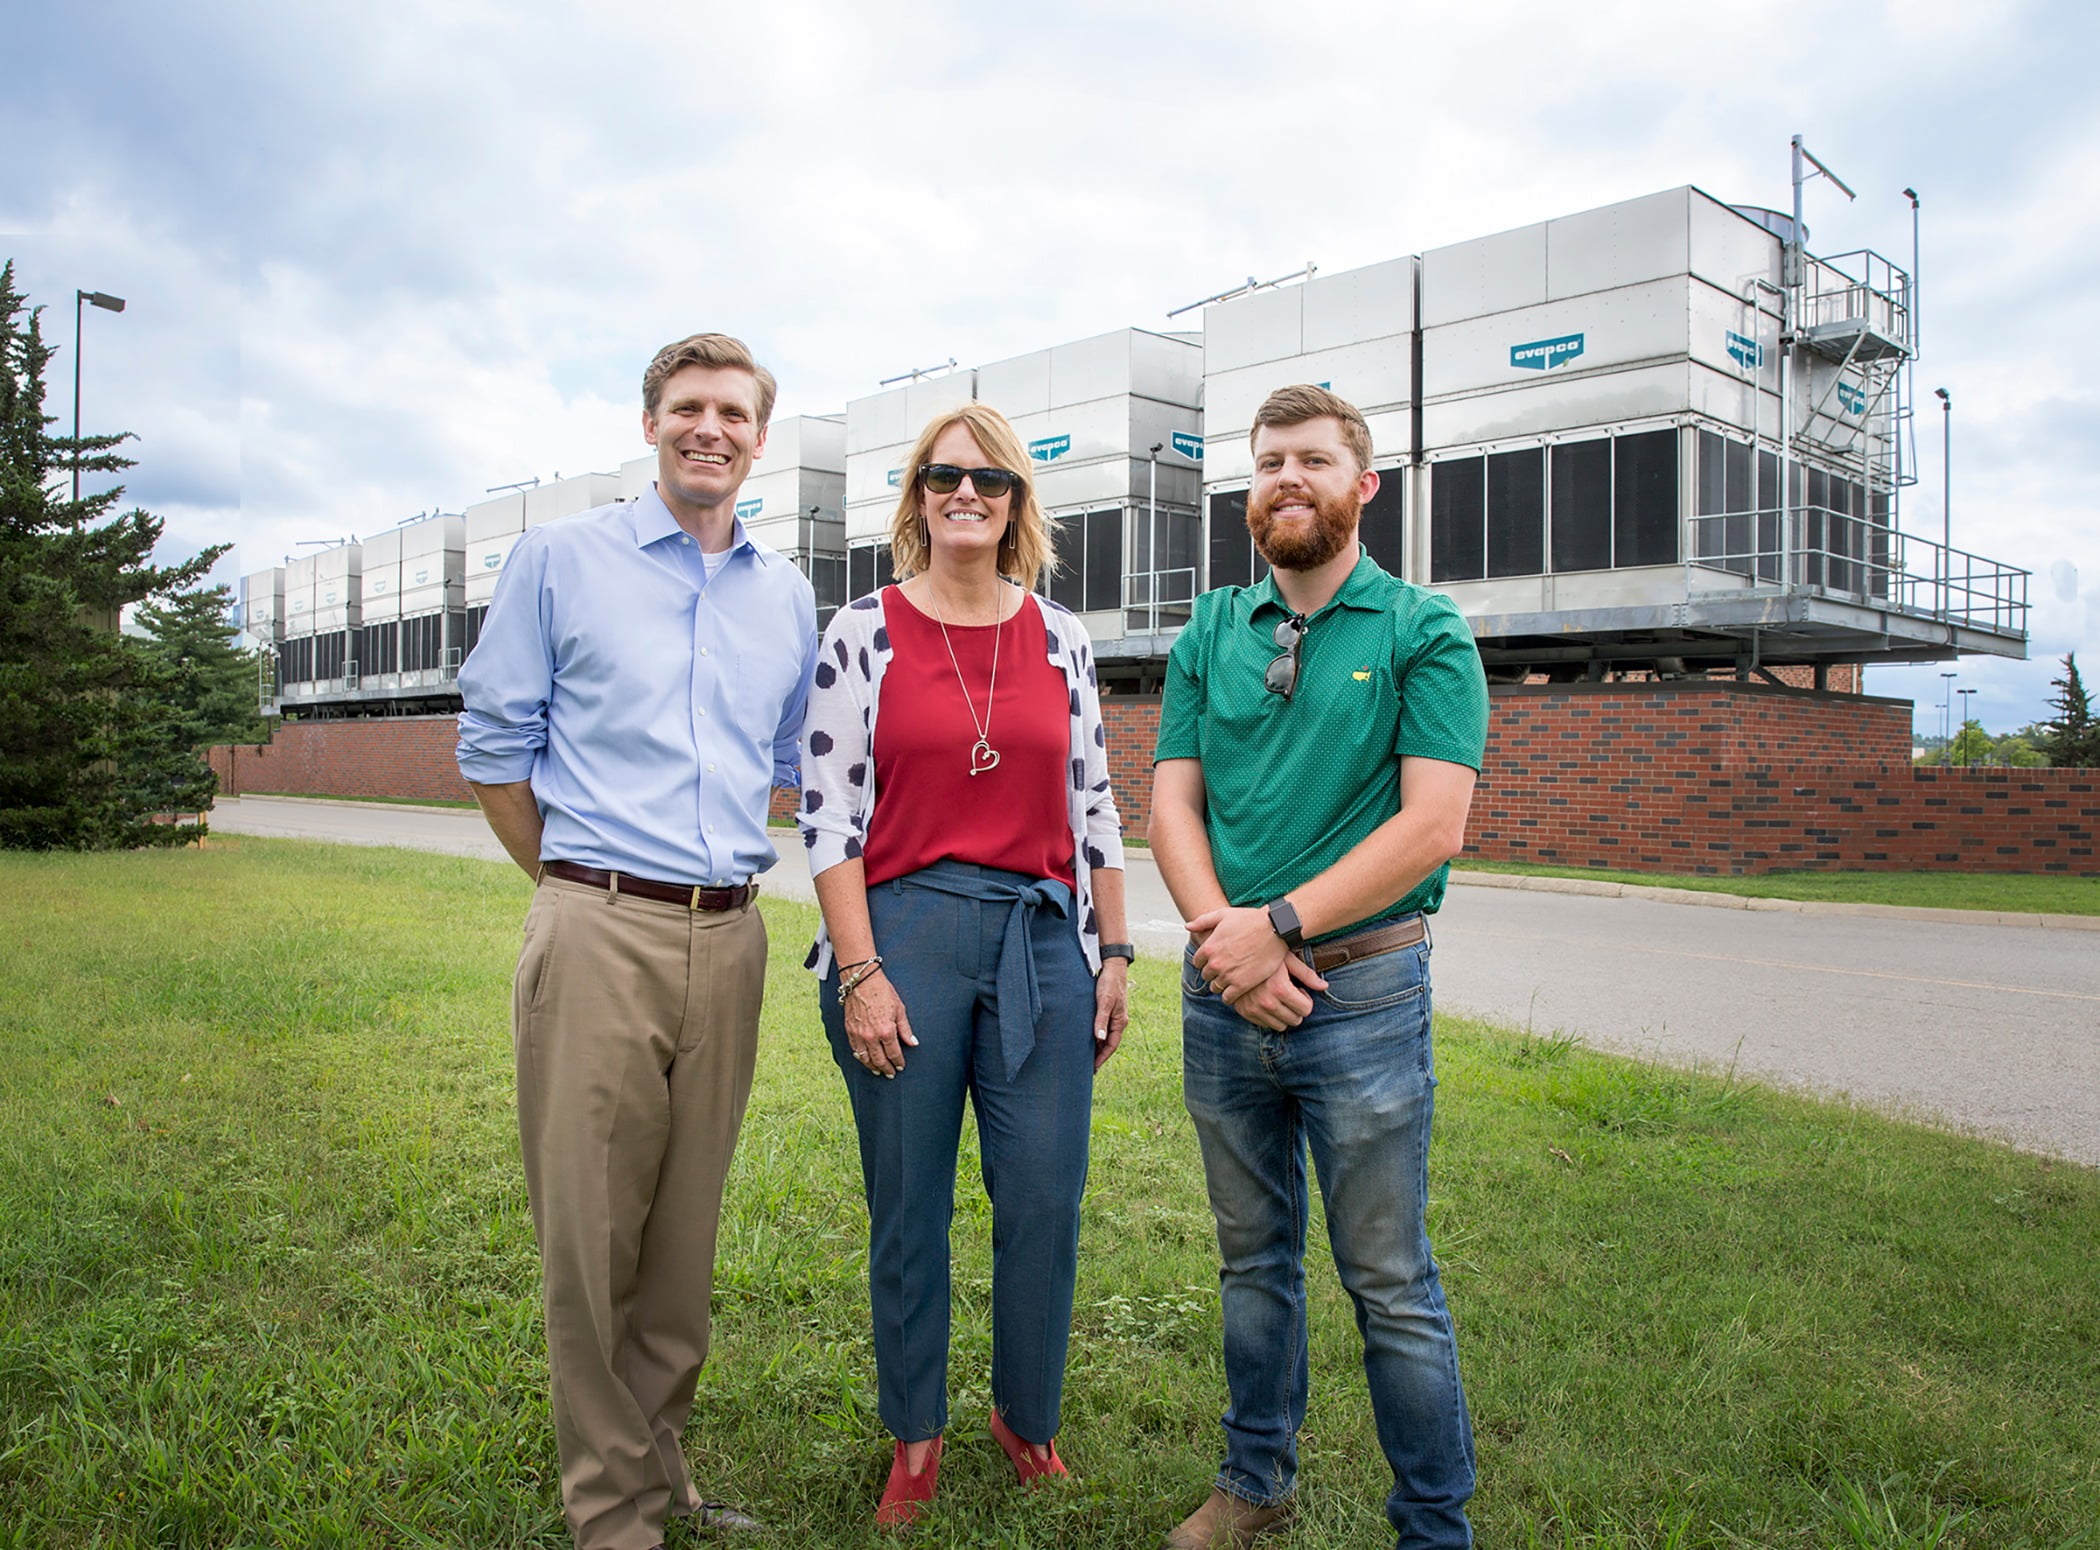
[
  {"xmin": 1181, "ymin": 927, "xmax": 1475, "ymax": 1550},
  {"xmin": 821, "ymin": 860, "xmax": 1096, "ymax": 1446}
]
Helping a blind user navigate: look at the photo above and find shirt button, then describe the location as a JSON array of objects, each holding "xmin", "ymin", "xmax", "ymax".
[
  {"xmin": 700, "ymin": 647, "xmax": 709, "ymax": 656},
  {"xmin": 681, "ymin": 535, "xmax": 692, "ymax": 545},
  {"xmin": 706, "ymin": 763, "xmax": 716, "ymax": 773}
]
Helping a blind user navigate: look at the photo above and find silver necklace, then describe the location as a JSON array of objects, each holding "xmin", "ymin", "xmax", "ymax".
[{"xmin": 925, "ymin": 582, "xmax": 1002, "ymax": 776}]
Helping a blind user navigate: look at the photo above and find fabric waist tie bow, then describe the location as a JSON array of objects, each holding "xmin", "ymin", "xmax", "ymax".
[{"xmin": 901, "ymin": 865, "xmax": 1073, "ymax": 1080}]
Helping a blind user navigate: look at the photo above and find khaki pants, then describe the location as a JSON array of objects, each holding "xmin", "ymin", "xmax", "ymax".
[{"xmin": 514, "ymin": 873, "xmax": 766, "ymax": 1550}]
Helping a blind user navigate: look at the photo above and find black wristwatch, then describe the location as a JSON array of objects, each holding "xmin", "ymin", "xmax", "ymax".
[
  {"xmin": 1265, "ymin": 899, "xmax": 1305, "ymax": 951},
  {"xmin": 1099, "ymin": 942, "xmax": 1136, "ymax": 963}
]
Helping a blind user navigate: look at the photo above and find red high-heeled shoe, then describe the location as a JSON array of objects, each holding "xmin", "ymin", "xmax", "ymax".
[
  {"xmin": 875, "ymin": 1436, "xmax": 942, "ymax": 1526},
  {"xmin": 989, "ymin": 1408, "xmax": 1067, "ymax": 1484}
]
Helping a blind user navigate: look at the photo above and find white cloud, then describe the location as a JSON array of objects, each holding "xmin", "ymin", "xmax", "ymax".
[{"xmin": 7, "ymin": 0, "xmax": 2098, "ymax": 728}]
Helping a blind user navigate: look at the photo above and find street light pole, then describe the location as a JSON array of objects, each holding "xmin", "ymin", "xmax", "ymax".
[
  {"xmin": 1956, "ymin": 686, "xmax": 1977, "ymax": 767},
  {"xmin": 1148, "ymin": 442, "xmax": 1162, "ymax": 634},
  {"xmin": 72, "ymin": 289, "xmax": 127, "ymax": 506},
  {"xmin": 1939, "ymin": 670, "xmax": 1956, "ymax": 765},
  {"xmin": 1933, "ymin": 387, "xmax": 1951, "ymax": 613}
]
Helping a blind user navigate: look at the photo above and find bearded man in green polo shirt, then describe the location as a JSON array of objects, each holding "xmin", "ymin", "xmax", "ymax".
[{"xmin": 1150, "ymin": 384, "xmax": 1489, "ymax": 1550}]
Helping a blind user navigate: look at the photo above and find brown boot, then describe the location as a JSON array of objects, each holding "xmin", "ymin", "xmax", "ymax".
[{"xmin": 1162, "ymin": 1488, "xmax": 1292, "ymax": 1549}]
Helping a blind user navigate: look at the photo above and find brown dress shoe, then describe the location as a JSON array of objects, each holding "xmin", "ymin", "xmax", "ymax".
[{"xmin": 1162, "ymin": 1488, "xmax": 1292, "ymax": 1549}]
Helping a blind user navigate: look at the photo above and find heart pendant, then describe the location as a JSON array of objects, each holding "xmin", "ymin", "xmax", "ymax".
[{"xmin": 970, "ymin": 739, "xmax": 1001, "ymax": 776}]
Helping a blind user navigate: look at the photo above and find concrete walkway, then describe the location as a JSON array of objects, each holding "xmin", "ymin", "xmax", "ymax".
[{"xmin": 207, "ymin": 796, "xmax": 2100, "ymax": 1167}]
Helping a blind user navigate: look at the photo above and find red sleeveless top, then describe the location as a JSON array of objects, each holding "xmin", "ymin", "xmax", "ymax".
[{"xmin": 862, "ymin": 589, "xmax": 1076, "ymax": 890}]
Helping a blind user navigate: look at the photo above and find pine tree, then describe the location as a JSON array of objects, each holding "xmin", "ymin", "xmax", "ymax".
[
  {"xmin": 135, "ymin": 583, "xmax": 271, "ymax": 751},
  {"xmin": 2038, "ymin": 654, "xmax": 2098, "ymax": 769},
  {"xmin": 0, "ymin": 260, "xmax": 226, "ymax": 848}
]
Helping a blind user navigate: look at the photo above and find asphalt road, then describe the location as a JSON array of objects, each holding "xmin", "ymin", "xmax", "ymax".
[{"xmin": 208, "ymin": 796, "xmax": 2100, "ymax": 1167}]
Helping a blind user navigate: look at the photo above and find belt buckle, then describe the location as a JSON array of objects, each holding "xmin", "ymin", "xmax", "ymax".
[{"xmin": 690, "ymin": 885, "xmax": 705, "ymax": 911}]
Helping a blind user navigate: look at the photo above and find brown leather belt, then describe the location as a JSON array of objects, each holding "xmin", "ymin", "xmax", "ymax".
[
  {"xmin": 1306, "ymin": 914, "xmax": 1426, "ymax": 973},
  {"xmin": 542, "ymin": 860, "xmax": 755, "ymax": 912}
]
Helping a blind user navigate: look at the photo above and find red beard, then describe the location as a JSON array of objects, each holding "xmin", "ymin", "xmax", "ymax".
[{"xmin": 1246, "ymin": 484, "xmax": 1358, "ymax": 570}]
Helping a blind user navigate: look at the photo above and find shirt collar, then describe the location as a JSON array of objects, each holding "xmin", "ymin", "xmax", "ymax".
[
  {"xmin": 630, "ymin": 484, "xmax": 772, "ymax": 563},
  {"xmin": 1246, "ymin": 545, "xmax": 1378, "ymax": 621}
]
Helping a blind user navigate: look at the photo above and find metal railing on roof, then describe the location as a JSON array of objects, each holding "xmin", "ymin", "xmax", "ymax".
[
  {"xmin": 1122, "ymin": 566, "xmax": 1197, "ymax": 636},
  {"xmin": 1686, "ymin": 508, "xmax": 2028, "ymax": 635}
]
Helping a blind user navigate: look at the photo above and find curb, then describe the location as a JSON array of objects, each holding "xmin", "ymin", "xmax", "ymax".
[
  {"xmin": 216, "ymin": 794, "xmax": 479, "ymax": 817},
  {"xmin": 216, "ymin": 796, "xmax": 2098, "ymax": 934},
  {"xmin": 1447, "ymin": 868, "xmax": 2100, "ymax": 931}
]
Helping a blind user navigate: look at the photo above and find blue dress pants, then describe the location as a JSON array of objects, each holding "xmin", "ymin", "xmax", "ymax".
[{"xmin": 820, "ymin": 860, "xmax": 1096, "ymax": 1446}]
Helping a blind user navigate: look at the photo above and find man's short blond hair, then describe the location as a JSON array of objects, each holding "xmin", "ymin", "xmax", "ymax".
[
  {"xmin": 888, "ymin": 402, "xmax": 1056, "ymax": 586},
  {"xmin": 1250, "ymin": 384, "xmax": 1374, "ymax": 472},
  {"xmin": 642, "ymin": 333, "xmax": 778, "ymax": 427}
]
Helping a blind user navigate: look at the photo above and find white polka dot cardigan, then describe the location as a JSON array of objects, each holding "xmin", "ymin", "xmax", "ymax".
[{"xmin": 798, "ymin": 586, "xmax": 1126, "ymax": 978}]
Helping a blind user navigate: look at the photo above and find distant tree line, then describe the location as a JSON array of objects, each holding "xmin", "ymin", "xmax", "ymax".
[
  {"xmin": 1, "ymin": 260, "xmax": 267, "ymax": 850},
  {"xmin": 1914, "ymin": 655, "xmax": 2098, "ymax": 768}
]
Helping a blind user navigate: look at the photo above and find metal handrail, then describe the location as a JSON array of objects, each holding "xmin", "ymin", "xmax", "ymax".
[
  {"xmin": 1686, "ymin": 507, "xmax": 2028, "ymax": 635},
  {"xmin": 1801, "ymin": 247, "xmax": 1912, "ymax": 340},
  {"xmin": 1122, "ymin": 566, "xmax": 1197, "ymax": 635}
]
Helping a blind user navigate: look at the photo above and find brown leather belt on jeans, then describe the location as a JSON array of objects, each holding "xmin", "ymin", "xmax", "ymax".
[
  {"xmin": 1306, "ymin": 914, "xmax": 1426, "ymax": 973},
  {"xmin": 541, "ymin": 860, "xmax": 755, "ymax": 912}
]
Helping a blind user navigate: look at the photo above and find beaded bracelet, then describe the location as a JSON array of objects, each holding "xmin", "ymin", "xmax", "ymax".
[{"xmin": 838, "ymin": 955, "xmax": 886, "ymax": 1000}]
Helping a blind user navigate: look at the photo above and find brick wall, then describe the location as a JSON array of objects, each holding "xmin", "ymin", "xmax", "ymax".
[
  {"xmin": 212, "ymin": 686, "xmax": 2099, "ymax": 876},
  {"xmin": 1468, "ymin": 683, "xmax": 2095, "ymax": 875},
  {"xmin": 1486, "ymin": 681, "xmax": 1913, "ymax": 772},
  {"xmin": 209, "ymin": 717, "xmax": 473, "ymax": 803},
  {"xmin": 1103, "ymin": 697, "xmax": 1163, "ymax": 832},
  {"xmin": 1469, "ymin": 762, "xmax": 2098, "ymax": 876}
]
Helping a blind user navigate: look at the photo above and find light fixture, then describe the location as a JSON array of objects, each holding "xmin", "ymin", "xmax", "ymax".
[{"xmin": 72, "ymin": 289, "xmax": 128, "ymax": 504}]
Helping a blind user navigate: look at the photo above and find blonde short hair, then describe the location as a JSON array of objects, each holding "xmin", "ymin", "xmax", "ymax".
[
  {"xmin": 887, "ymin": 402, "xmax": 1055, "ymax": 585},
  {"xmin": 642, "ymin": 333, "xmax": 778, "ymax": 427}
]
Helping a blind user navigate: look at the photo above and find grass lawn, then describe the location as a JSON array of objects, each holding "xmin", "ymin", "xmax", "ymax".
[
  {"xmin": 1451, "ymin": 861, "xmax": 2100, "ymax": 918},
  {"xmin": 2, "ymin": 840, "xmax": 2094, "ymax": 1549}
]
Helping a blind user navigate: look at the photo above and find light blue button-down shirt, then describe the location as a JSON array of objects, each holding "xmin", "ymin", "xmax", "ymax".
[{"xmin": 456, "ymin": 487, "xmax": 818, "ymax": 887}]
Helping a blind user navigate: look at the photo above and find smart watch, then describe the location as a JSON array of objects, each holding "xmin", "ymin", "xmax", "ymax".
[
  {"xmin": 1265, "ymin": 899, "xmax": 1305, "ymax": 951},
  {"xmin": 1098, "ymin": 942, "xmax": 1136, "ymax": 963}
]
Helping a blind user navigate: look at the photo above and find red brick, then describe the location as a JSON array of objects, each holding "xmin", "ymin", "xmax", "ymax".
[{"xmin": 210, "ymin": 682, "xmax": 2100, "ymax": 876}]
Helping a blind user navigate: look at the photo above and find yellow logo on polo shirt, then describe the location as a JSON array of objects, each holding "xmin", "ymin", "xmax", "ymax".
[{"xmin": 1352, "ymin": 668, "xmax": 1372, "ymax": 681}]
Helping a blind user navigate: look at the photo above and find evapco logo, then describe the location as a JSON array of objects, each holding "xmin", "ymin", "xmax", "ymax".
[
  {"xmin": 1836, "ymin": 381, "xmax": 1867, "ymax": 416},
  {"xmin": 735, "ymin": 497, "xmax": 763, "ymax": 520},
  {"xmin": 1028, "ymin": 433, "xmax": 1073, "ymax": 463},
  {"xmin": 1726, "ymin": 331, "xmax": 1764, "ymax": 370},
  {"xmin": 1511, "ymin": 333, "xmax": 1585, "ymax": 371}
]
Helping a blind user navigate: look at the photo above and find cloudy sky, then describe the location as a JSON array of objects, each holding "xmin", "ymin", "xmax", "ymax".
[{"xmin": 8, "ymin": 0, "xmax": 2095, "ymax": 733}]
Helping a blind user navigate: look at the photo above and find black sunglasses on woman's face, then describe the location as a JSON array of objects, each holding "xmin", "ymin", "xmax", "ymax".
[{"xmin": 920, "ymin": 463, "xmax": 1022, "ymax": 498}]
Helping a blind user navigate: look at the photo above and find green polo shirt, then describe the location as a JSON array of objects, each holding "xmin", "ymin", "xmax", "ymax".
[{"xmin": 1154, "ymin": 551, "xmax": 1489, "ymax": 933}]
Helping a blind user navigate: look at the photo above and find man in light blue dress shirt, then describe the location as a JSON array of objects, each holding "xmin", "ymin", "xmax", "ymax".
[{"xmin": 457, "ymin": 333, "xmax": 817, "ymax": 1550}]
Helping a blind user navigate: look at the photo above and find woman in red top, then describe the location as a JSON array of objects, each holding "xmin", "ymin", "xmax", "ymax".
[{"xmin": 799, "ymin": 403, "xmax": 1130, "ymax": 1526}]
